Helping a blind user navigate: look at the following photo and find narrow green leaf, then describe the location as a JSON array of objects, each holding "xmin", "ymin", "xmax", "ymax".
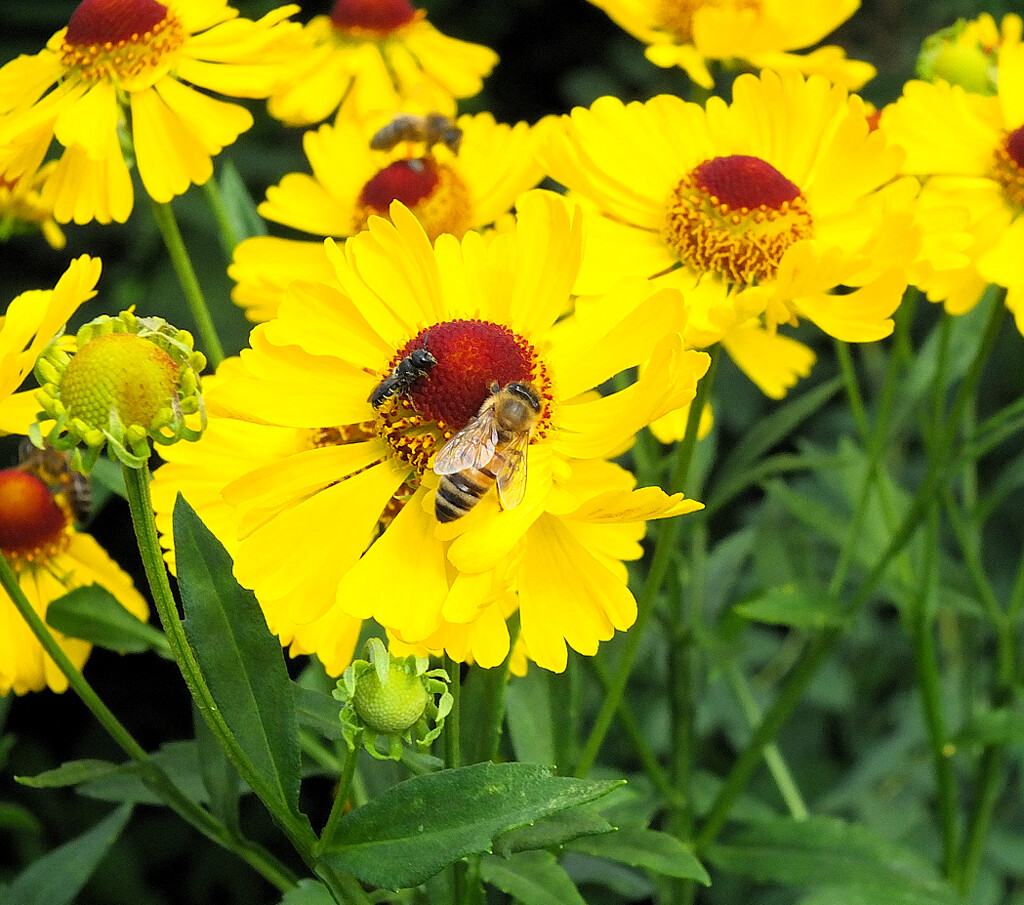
[
  {"xmin": 16, "ymin": 759, "xmax": 119, "ymax": 789},
  {"xmin": 734, "ymin": 585, "xmax": 845, "ymax": 630},
  {"xmin": 173, "ymin": 495, "xmax": 302, "ymax": 817},
  {"xmin": 193, "ymin": 702, "xmax": 241, "ymax": 833},
  {"xmin": 799, "ymin": 883, "xmax": 958, "ymax": 905},
  {"xmin": 0, "ymin": 802, "xmax": 42, "ymax": 837},
  {"xmin": 506, "ymin": 668, "xmax": 555, "ymax": 765},
  {"xmin": 46, "ymin": 585, "xmax": 171, "ymax": 657},
  {"xmin": 707, "ymin": 817, "xmax": 956, "ymax": 900},
  {"xmin": 217, "ymin": 160, "xmax": 267, "ymax": 242},
  {"xmin": 954, "ymin": 707, "xmax": 1024, "ymax": 747},
  {"xmin": 293, "ymin": 684, "xmax": 345, "ymax": 740},
  {"xmin": 460, "ymin": 659, "xmax": 511, "ymax": 765},
  {"xmin": 318, "ymin": 762, "xmax": 621, "ymax": 889},
  {"xmin": 2, "ymin": 804, "xmax": 131, "ymax": 905},
  {"xmin": 566, "ymin": 827, "xmax": 711, "ymax": 884},
  {"xmin": 481, "ymin": 851, "xmax": 587, "ymax": 905},
  {"xmin": 75, "ymin": 742, "xmax": 208, "ymax": 805},
  {"xmin": 493, "ymin": 806, "xmax": 614, "ymax": 856},
  {"xmin": 279, "ymin": 879, "xmax": 335, "ymax": 905}
]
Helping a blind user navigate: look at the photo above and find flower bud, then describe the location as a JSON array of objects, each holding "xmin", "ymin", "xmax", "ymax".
[{"xmin": 916, "ymin": 20, "xmax": 996, "ymax": 95}]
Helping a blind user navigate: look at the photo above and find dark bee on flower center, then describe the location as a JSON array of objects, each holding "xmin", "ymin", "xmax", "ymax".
[
  {"xmin": 369, "ymin": 347, "xmax": 437, "ymax": 410},
  {"xmin": 370, "ymin": 113, "xmax": 463, "ymax": 155}
]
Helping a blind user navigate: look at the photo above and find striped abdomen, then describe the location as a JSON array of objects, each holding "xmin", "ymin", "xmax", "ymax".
[{"xmin": 435, "ymin": 461, "xmax": 499, "ymax": 522}]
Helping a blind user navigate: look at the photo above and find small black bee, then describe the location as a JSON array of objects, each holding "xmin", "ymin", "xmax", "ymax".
[{"xmin": 369, "ymin": 348, "xmax": 437, "ymax": 409}]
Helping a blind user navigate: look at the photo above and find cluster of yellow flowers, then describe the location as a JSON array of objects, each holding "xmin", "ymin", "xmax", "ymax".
[{"xmin": 1, "ymin": 0, "xmax": 1023, "ymax": 691}]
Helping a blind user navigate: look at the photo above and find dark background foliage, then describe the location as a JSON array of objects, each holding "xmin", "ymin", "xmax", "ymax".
[{"xmin": 0, "ymin": 1, "xmax": 1018, "ymax": 903}]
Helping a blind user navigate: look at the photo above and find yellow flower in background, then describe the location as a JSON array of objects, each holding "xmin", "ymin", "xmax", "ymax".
[
  {"xmin": 540, "ymin": 70, "xmax": 924, "ymax": 399},
  {"xmin": 155, "ymin": 192, "xmax": 708, "ymax": 673},
  {"xmin": 230, "ymin": 111, "xmax": 546, "ymax": 322},
  {"xmin": 584, "ymin": 0, "xmax": 874, "ymax": 90},
  {"xmin": 0, "ymin": 255, "xmax": 100, "ymax": 434},
  {"xmin": 266, "ymin": 0, "xmax": 497, "ymax": 126},
  {"xmin": 0, "ymin": 0, "xmax": 301, "ymax": 224},
  {"xmin": 0, "ymin": 448, "xmax": 149, "ymax": 695},
  {"xmin": 880, "ymin": 42, "xmax": 1024, "ymax": 331},
  {"xmin": 0, "ymin": 165, "xmax": 66, "ymax": 249}
]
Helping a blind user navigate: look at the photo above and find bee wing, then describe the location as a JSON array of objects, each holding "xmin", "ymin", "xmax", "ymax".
[
  {"xmin": 495, "ymin": 430, "xmax": 531, "ymax": 510},
  {"xmin": 432, "ymin": 414, "xmax": 499, "ymax": 475}
]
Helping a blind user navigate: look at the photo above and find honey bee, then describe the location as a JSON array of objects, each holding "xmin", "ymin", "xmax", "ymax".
[
  {"xmin": 369, "ymin": 347, "xmax": 437, "ymax": 410},
  {"xmin": 433, "ymin": 381, "xmax": 542, "ymax": 523},
  {"xmin": 370, "ymin": 113, "xmax": 463, "ymax": 154},
  {"xmin": 17, "ymin": 439, "xmax": 92, "ymax": 523}
]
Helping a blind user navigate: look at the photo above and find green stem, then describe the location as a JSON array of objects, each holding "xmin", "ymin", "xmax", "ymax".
[
  {"xmin": 834, "ymin": 341, "xmax": 869, "ymax": 440},
  {"xmin": 121, "ymin": 465, "xmax": 318, "ymax": 861},
  {"xmin": 724, "ymin": 664, "xmax": 808, "ymax": 820},
  {"xmin": 959, "ymin": 743, "xmax": 1007, "ymax": 896},
  {"xmin": 201, "ymin": 177, "xmax": 243, "ymax": 256},
  {"xmin": 149, "ymin": 199, "xmax": 226, "ymax": 367},
  {"xmin": 0, "ymin": 553, "xmax": 296, "ymax": 892},
  {"xmin": 318, "ymin": 747, "xmax": 359, "ymax": 853},
  {"xmin": 911, "ymin": 507, "xmax": 959, "ymax": 884},
  {"xmin": 444, "ymin": 655, "xmax": 462, "ymax": 770},
  {"xmin": 574, "ymin": 348, "xmax": 718, "ymax": 777}
]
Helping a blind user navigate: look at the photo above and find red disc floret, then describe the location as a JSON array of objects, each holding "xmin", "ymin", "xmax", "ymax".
[
  {"xmin": 359, "ymin": 159, "xmax": 440, "ymax": 214},
  {"xmin": 403, "ymin": 320, "xmax": 536, "ymax": 430},
  {"xmin": 331, "ymin": 0, "xmax": 418, "ymax": 31},
  {"xmin": 1007, "ymin": 125, "xmax": 1024, "ymax": 169},
  {"xmin": 694, "ymin": 155, "xmax": 801, "ymax": 210},
  {"xmin": 66, "ymin": 0, "xmax": 169, "ymax": 45},
  {"xmin": 0, "ymin": 470, "xmax": 67, "ymax": 557}
]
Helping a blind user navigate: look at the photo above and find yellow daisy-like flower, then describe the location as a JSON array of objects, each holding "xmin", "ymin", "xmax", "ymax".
[
  {"xmin": 880, "ymin": 42, "xmax": 1024, "ymax": 330},
  {"xmin": 540, "ymin": 69, "xmax": 924, "ymax": 398},
  {"xmin": 0, "ymin": 255, "xmax": 101, "ymax": 435},
  {"xmin": 266, "ymin": 0, "xmax": 497, "ymax": 126},
  {"xmin": 230, "ymin": 111, "xmax": 545, "ymax": 322},
  {"xmin": 584, "ymin": 0, "xmax": 874, "ymax": 90},
  {"xmin": 154, "ymin": 191, "xmax": 709, "ymax": 673},
  {"xmin": 0, "ymin": 0, "xmax": 301, "ymax": 224},
  {"xmin": 0, "ymin": 164, "xmax": 66, "ymax": 249},
  {"xmin": 0, "ymin": 449, "xmax": 149, "ymax": 695}
]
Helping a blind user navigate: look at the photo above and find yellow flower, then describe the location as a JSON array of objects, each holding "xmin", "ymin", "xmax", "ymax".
[
  {"xmin": 0, "ymin": 164, "xmax": 66, "ymax": 249},
  {"xmin": 230, "ymin": 111, "xmax": 545, "ymax": 322},
  {"xmin": 584, "ymin": 0, "xmax": 874, "ymax": 90},
  {"xmin": 153, "ymin": 191, "xmax": 709, "ymax": 673},
  {"xmin": 540, "ymin": 70, "xmax": 921, "ymax": 399},
  {"xmin": 0, "ymin": 0, "xmax": 302, "ymax": 224},
  {"xmin": 880, "ymin": 42, "xmax": 1024, "ymax": 331},
  {"xmin": 266, "ymin": 0, "xmax": 497, "ymax": 126},
  {"xmin": 0, "ymin": 450, "xmax": 149, "ymax": 695},
  {"xmin": 0, "ymin": 255, "xmax": 101, "ymax": 434}
]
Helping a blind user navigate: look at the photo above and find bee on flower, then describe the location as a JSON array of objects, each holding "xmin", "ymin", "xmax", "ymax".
[
  {"xmin": 0, "ymin": 0, "xmax": 303, "ymax": 225},
  {"xmin": 153, "ymin": 191, "xmax": 710, "ymax": 674}
]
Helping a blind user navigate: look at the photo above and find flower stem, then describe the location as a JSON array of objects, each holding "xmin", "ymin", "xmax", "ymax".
[
  {"xmin": 575, "ymin": 348, "xmax": 718, "ymax": 777},
  {"xmin": 318, "ymin": 747, "xmax": 359, "ymax": 853},
  {"xmin": 149, "ymin": 198, "xmax": 226, "ymax": 367},
  {"xmin": 0, "ymin": 553, "xmax": 296, "ymax": 892}
]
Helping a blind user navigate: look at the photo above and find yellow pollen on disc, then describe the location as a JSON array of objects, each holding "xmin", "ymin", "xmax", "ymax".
[
  {"xmin": 664, "ymin": 157, "xmax": 814, "ymax": 285},
  {"xmin": 354, "ymin": 162, "xmax": 473, "ymax": 241},
  {"xmin": 375, "ymin": 404, "xmax": 444, "ymax": 473},
  {"xmin": 653, "ymin": 0, "xmax": 760, "ymax": 41},
  {"xmin": 60, "ymin": 9, "xmax": 185, "ymax": 85},
  {"xmin": 993, "ymin": 129, "xmax": 1024, "ymax": 210}
]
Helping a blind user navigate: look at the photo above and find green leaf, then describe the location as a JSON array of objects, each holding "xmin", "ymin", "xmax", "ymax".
[
  {"xmin": 216, "ymin": 160, "xmax": 267, "ymax": 243},
  {"xmin": 193, "ymin": 702, "xmax": 241, "ymax": 833},
  {"xmin": 16, "ymin": 759, "xmax": 120, "ymax": 789},
  {"xmin": 318, "ymin": 762, "xmax": 621, "ymax": 890},
  {"xmin": 493, "ymin": 806, "xmax": 614, "ymax": 856},
  {"xmin": 481, "ymin": 851, "xmax": 587, "ymax": 905},
  {"xmin": 173, "ymin": 495, "xmax": 302, "ymax": 817},
  {"xmin": 0, "ymin": 802, "xmax": 43, "ymax": 837},
  {"xmin": 460, "ymin": 659, "xmax": 511, "ymax": 765},
  {"xmin": 1, "ymin": 804, "xmax": 131, "ymax": 905},
  {"xmin": 294, "ymin": 685, "xmax": 345, "ymax": 741},
  {"xmin": 279, "ymin": 879, "xmax": 335, "ymax": 905},
  {"xmin": 506, "ymin": 668, "xmax": 555, "ymax": 766},
  {"xmin": 76, "ymin": 742, "xmax": 209, "ymax": 806},
  {"xmin": 46, "ymin": 585, "xmax": 171, "ymax": 657},
  {"xmin": 799, "ymin": 882, "xmax": 958, "ymax": 905},
  {"xmin": 734, "ymin": 584, "xmax": 845, "ymax": 630},
  {"xmin": 954, "ymin": 707, "xmax": 1024, "ymax": 747},
  {"xmin": 566, "ymin": 827, "xmax": 711, "ymax": 885},
  {"xmin": 707, "ymin": 816, "xmax": 956, "ymax": 901}
]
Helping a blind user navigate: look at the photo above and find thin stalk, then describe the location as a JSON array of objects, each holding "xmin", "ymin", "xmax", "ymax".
[
  {"xmin": 724, "ymin": 663, "xmax": 808, "ymax": 820},
  {"xmin": 0, "ymin": 553, "xmax": 296, "ymax": 892},
  {"xmin": 201, "ymin": 177, "xmax": 243, "ymax": 255},
  {"xmin": 121, "ymin": 465, "xmax": 318, "ymax": 860},
  {"xmin": 317, "ymin": 747, "xmax": 359, "ymax": 852},
  {"xmin": 149, "ymin": 199, "xmax": 226, "ymax": 367},
  {"xmin": 911, "ymin": 507, "xmax": 959, "ymax": 884},
  {"xmin": 574, "ymin": 349, "xmax": 719, "ymax": 777},
  {"xmin": 443, "ymin": 655, "xmax": 466, "ymax": 905},
  {"xmin": 959, "ymin": 744, "xmax": 1007, "ymax": 897},
  {"xmin": 834, "ymin": 341, "xmax": 869, "ymax": 440}
]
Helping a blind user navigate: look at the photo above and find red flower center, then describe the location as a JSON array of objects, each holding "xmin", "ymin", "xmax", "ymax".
[
  {"xmin": 360, "ymin": 159, "xmax": 440, "ymax": 213},
  {"xmin": 693, "ymin": 155, "xmax": 801, "ymax": 210},
  {"xmin": 402, "ymin": 320, "xmax": 540, "ymax": 431},
  {"xmin": 993, "ymin": 125, "xmax": 1024, "ymax": 210},
  {"xmin": 0, "ymin": 470, "xmax": 68, "ymax": 561},
  {"xmin": 1007, "ymin": 125, "xmax": 1024, "ymax": 170},
  {"xmin": 331, "ymin": 0, "xmax": 418, "ymax": 32},
  {"xmin": 66, "ymin": 0, "xmax": 169, "ymax": 46}
]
